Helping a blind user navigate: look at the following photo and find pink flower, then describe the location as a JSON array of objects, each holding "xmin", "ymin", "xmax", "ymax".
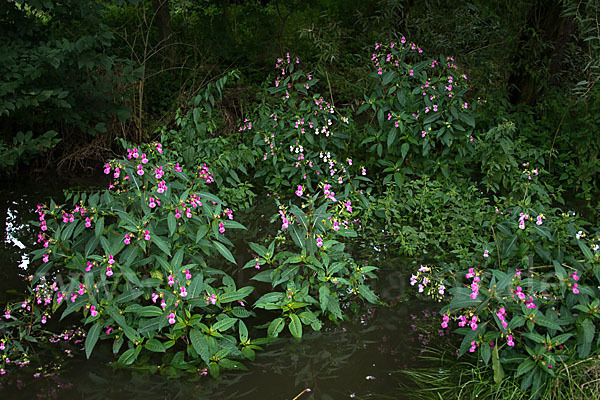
[
  {"xmin": 180, "ymin": 286, "xmax": 187, "ymax": 298},
  {"xmin": 124, "ymin": 234, "xmax": 131, "ymax": 245},
  {"xmin": 90, "ymin": 305, "xmax": 98, "ymax": 317},
  {"xmin": 507, "ymin": 335, "xmax": 515, "ymax": 347},
  {"xmin": 572, "ymin": 283, "xmax": 579, "ymax": 294},
  {"xmin": 152, "ymin": 293, "xmax": 159, "ymax": 303},
  {"xmin": 570, "ymin": 271, "xmax": 579, "ymax": 281},
  {"xmin": 168, "ymin": 275, "xmax": 175, "ymax": 287},
  {"xmin": 106, "ymin": 267, "xmax": 113, "ymax": 277},
  {"xmin": 441, "ymin": 314, "xmax": 450, "ymax": 329},
  {"xmin": 483, "ymin": 250, "xmax": 489, "ymax": 258},
  {"xmin": 137, "ymin": 165, "xmax": 144, "ymax": 176},
  {"xmin": 218, "ymin": 222, "xmax": 225, "ymax": 233},
  {"xmin": 168, "ymin": 313, "xmax": 176, "ymax": 324},
  {"xmin": 295, "ymin": 185, "xmax": 303, "ymax": 197},
  {"xmin": 42, "ymin": 254, "xmax": 49, "ymax": 263},
  {"xmin": 316, "ymin": 237, "xmax": 323, "ymax": 248},
  {"xmin": 144, "ymin": 230, "xmax": 151, "ymax": 240},
  {"xmin": 469, "ymin": 340, "xmax": 477, "ymax": 352},
  {"xmin": 207, "ymin": 294, "xmax": 217, "ymax": 305}
]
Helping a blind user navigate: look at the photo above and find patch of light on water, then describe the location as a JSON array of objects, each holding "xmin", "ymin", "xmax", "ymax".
[{"xmin": 5, "ymin": 203, "xmax": 31, "ymax": 271}]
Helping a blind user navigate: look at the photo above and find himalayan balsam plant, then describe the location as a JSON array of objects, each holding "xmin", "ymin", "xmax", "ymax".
[
  {"xmin": 246, "ymin": 185, "xmax": 378, "ymax": 339},
  {"xmin": 411, "ymin": 168, "xmax": 600, "ymax": 396},
  {"xmin": 25, "ymin": 142, "xmax": 259, "ymax": 378},
  {"xmin": 360, "ymin": 39, "xmax": 476, "ymax": 178}
]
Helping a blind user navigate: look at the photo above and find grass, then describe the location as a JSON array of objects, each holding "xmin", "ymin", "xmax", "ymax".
[{"xmin": 393, "ymin": 349, "xmax": 600, "ymax": 400}]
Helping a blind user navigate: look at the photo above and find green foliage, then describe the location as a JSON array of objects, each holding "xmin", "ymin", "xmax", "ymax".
[
  {"xmin": 25, "ymin": 142, "xmax": 258, "ymax": 372},
  {"xmin": 0, "ymin": 0, "xmax": 136, "ymax": 171},
  {"xmin": 357, "ymin": 40, "xmax": 475, "ymax": 176},
  {"xmin": 1, "ymin": 137, "xmax": 379, "ymax": 376},
  {"xmin": 412, "ymin": 170, "xmax": 600, "ymax": 396},
  {"xmin": 398, "ymin": 348, "xmax": 600, "ymax": 400},
  {"xmin": 248, "ymin": 55, "xmax": 359, "ymax": 192},
  {"xmin": 246, "ymin": 191, "xmax": 378, "ymax": 337},
  {"xmin": 358, "ymin": 176, "xmax": 489, "ymax": 259}
]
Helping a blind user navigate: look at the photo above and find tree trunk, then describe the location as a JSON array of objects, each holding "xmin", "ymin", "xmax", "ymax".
[
  {"xmin": 152, "ymin": 0, "xmax": 174, "ymax": 62},
  {"xmin": 507, "ymin": 0, "xmax": 576, "ymax": 105}
]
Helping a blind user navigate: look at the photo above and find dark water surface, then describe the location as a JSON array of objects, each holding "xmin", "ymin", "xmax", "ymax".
[{"xmin": 0, "ymin": 177, "xmax": 450, "ymax": 400}]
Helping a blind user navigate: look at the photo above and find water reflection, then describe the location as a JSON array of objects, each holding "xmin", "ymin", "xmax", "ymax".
[{"xmin": 0, "ymin": 298, "xmax": 451, "ymax": 400}]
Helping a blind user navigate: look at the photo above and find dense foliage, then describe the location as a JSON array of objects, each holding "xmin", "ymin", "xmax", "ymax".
[{"xmin": 1, "ymin": 0, "xmax": 600, "ymax": 398}]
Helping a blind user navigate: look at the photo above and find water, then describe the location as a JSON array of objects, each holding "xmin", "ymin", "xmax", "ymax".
[{"xmin": 0, "ymin": 177, "xmax": 451, "ymax": 400}]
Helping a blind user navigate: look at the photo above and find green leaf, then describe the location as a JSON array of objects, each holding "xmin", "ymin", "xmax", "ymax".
[
  {"xmin": 106, "ymin": 306, "xmax": 139, "ymax": 342},
  {"xmin": 119, "ymin": 265, "xmax": 142, "ymax": 287},
  {"xmin": 387, "ymin": 127, "xmax": 397, "ymax": 148},
  {"xmin": 358, "ymin": 284, "xmax": 378, "ymax": 304},
  {"xmin": 267, "ymin": 317, "xmax": 285, "ymax": 337},
  {"xmin": 222, "ymin": 220, "xmax": 246, "ymax": 230},
  {"xmin": 480, "ymin": 342, "xmax": 491, "ymax": 365},
  {"xmin": 188, "ymin": 274, "xmax": 204, "ymax": 299},
  {"xmin": 288, "ymin": 224, "xmax": 305, "ymax": 248},
  {"xmin": 516, "ymin": 359, "xmax": 536, "ymax": 377},
  {"xmin": 208, "ymin": 362, "xmax": 220, "ymax": 378},
  {"xmin": 85, "ymin": 322, "xmax": 102, "ymax": 359},
  {"xmin": 319, "ymin": 285, "xmax": 329, "ymax": 312},
  {"xmin": 145, "ymin": 339, "xmax": 166, "ymax": 353},
  {"xmin": 137, "ymin": 306, "xmax": 163, "ymax": 317},
  {"xmin": 502, "ymin": 234, "xmax": 518, "ymax": 259},
  {"xmin": 168, "ymin": 212, "xmax": 176, "ymax": 237},
  {"xmin": 460, "ymin": 112, "xmax": 476, "ymax": 127},
  {"xmin": 212, "ymin": 317, "xmax": 237, "ymax": 332},
  {"xmin": 289, "ymin": 313, "xmax": 302, "ymax": 339},
  {"xmin": 95, "ymin": 217, "xmax": 104, "ymax": 238},
  {"xmin": 197, "ymin": 191, "xmax": 222, "ymax": 204},
  {"xmin": 382, "ymin": 70, "xmax": 397, "ymax": 85},
  {"xmin": 116, "ymin": 288, "xmax": 143, "ymax": 303},
  {"xmin": 400, "ymin": 142, "xmax": 409, "ymax": 161},
  {"xmin": 218, "ymin": 358, "xmax": 247, "ymax": 371},
  {"xmin": 578, "ymin": 241, "xmax": 594, "ymax": 261},
  {"xmin": 117, "ymin": 347, "xmax": 140, "ymax": 365},
  {"xmin": 172, "ymin": 248, "xmax": 184, "ymax": 270},
  {"xmin": 152, "ymin": 235, "xmax": 171, "ymax": 257},
  {"xmin": 241, "ymin": 346, "xmax": 255, "ymax": 361},
  {"xmin": 492, "ymin": 345, "xmax": 505, "ymax": 384},
  {"xmin": 190, "ymin": 328, "xmax": 210, "ymax": 364},
  {"xmin": 579, "ymin": 318, "xmax": 595, "ymax": 358},
  {"xmin": 248, "ymin": 242, "xmax": 268, "ymax": 258},
  {"xmin": 289, "ymin": 206, "xmax": 308, "ymax": 231},
  {"xmin": 195, "ymin": 225, "xmax": 209, "ymax": 243},
  {"xmin": 85, "ymin": 235, "xmax": 100, "ymax": 258},
  {"xmin": 239, "ymin": 320, "xmax": 249, "ymax": 343},
  {"xmin": 211, "ymin": 240, "xmax": 236, "ymax": 264}
]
